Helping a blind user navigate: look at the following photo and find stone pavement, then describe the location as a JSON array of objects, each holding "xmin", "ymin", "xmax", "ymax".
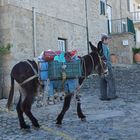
[{"xmin": 0, "ymin": 64, "xmax": 140, "ymax": 140}]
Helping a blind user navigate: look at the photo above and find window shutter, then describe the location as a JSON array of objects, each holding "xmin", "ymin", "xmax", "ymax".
[{"xmin": 100, "ymin": 0, "xmax": 105, "ymax": 15}]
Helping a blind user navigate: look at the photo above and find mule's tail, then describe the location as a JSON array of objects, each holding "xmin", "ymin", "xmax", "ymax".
[{"xmin": 6, "ymin": 75, "xmax": 15, "ymax": 110}]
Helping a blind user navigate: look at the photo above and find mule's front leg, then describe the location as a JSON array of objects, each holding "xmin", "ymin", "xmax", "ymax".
[
  {"xmin": 56, "ymin": 94, "xmax": 72, "ymax": 125},
  {"xmin": 76, "ymin": 95, "xmax": 86, "ymax": 121}
]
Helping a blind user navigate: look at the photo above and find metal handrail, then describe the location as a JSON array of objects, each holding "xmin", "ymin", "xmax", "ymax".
[
  {"xmin": 108, "ymin": 18, "xmax": 135, "ymax": 34},
  {"xmin": 130, "ymin": 11, "xmax": 140, "ymax": 22}
]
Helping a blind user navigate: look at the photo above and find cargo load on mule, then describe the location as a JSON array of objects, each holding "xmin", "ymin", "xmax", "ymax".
[
  {"xmin": 39, "ymin": 50, "xmax": 81, "ymax": 77},
  {"xmin": 38, "ymin": 50, "xmax": 81, "ymax": 85},
  {"xmin": 38, "ymin": 50, "xmax": 82, "ymax": 105},
  {"xmin": 40, "ymin": 50, "xmax": 81, "ymax": 78}
]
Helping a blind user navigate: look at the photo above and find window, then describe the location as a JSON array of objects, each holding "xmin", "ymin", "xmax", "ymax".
[
  {"xmin": 122, "ymin": 22, "xmax": 127, "ymax": 32},
  {"xmin": 107, "ymin": 5, "xmax": 112, "ymax": 34},
  {"xmin": 100, "ymin": 0, "xmax": 106, "ymax": 15},
  {"xmin": 127, "ymin": 0, "xmax": 130, "ymax": 11},
  {"xmin": 58, "ymin": 38, "xmax": 66, "ymax": 52}
]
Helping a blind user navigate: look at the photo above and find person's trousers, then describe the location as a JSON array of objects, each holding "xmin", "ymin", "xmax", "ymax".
[{"xmin": 100, "ymin": 69, "xmax": 116, "ymax": 99}]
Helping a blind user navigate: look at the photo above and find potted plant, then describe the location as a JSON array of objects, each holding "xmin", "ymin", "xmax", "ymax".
[
  {"xmin": 132, "ymin": 47, "xmax": 140, "ymax": 63},
  {"xmin": 0, "ymin": 43, "xmax": 11, "ymax": 56},
  {"xmin": 110, "ymin": 53, "xmax": 118, "ymax": 64}
]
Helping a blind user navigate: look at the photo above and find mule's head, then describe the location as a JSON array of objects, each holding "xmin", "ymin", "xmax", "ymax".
[{"xmin": 89, "ymin": 42, "xmax": 108, "ymax": 75}]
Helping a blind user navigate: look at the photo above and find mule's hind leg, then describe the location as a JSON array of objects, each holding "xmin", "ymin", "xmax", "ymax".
[
  {"xmin": 23, "ymin": 95, "xmax": 40, "ymax": 128},
  {"xmin": 16, "ymin": 95, "xmax": 30, "ymax": 129},
  {"xmin": 56, "ymin": 94, "xmax": 72, "ymax": 125},
  {"xmin": 76, "ymin": 95, "xmax": 86, "ymax": 121}
]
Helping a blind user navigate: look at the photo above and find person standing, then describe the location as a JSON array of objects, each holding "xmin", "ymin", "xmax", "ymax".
[{"xmin": 97, "ymin": 34, "xmax": 118, "ymax": 101}]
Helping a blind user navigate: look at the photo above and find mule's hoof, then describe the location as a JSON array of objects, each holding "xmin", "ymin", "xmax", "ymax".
[
  {"xmin": 21, "ymin": 124, "xmax": 30, "ymax": 129},
  {"xmin": 56, "ymin": 120, "xmax": 62, "ymax": 127},
  {"xmin": 56, "ymin": 123, "xmax": 62, "ymax": 128},
  {"xmin": 33, "ymin": 125, "xmax": 40, "ymax": 130},
  {"xmin": 34, "ymin": 124, "xmax": 40, "ymax": 128},
  {"xmin": 33, "ymin": 121, "xmax": 40, "ymax": 128},
  {"xmin": 81, "ymin": 117, "xmax": 86, "ymax": 122}
]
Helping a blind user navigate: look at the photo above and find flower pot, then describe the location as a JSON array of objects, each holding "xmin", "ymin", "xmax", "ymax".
[
  {"xmin": 111, "ymin": 54, "xmax": 117, "ymax": 64},
  {"xmin": 134, "ymin": 53, "xmax": 140, "ymax": 63}
]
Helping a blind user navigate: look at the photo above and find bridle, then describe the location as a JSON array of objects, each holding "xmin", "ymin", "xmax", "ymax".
[
  {"xmin": 81, "ymin": 53, "xmax": 95, "ymax": 78},
  {"xmin": 81, "ymin": 51, "xmax": 107, "ymax": 79},
  {"xmin": 97, "ymin": 53, "xmax": 108, "ymax": 75}
]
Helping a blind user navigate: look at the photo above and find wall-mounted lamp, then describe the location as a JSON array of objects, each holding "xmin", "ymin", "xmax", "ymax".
[{"xmin": 138, "ymin": 4, "xmax": 140, "ymax": 9}]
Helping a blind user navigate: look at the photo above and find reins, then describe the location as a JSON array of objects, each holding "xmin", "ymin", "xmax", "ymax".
[{"xmin": 97, "ymin": 53, "xmax": 107, "ymax": 74}]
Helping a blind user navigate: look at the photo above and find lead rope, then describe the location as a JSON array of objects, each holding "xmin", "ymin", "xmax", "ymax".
[
  {"xmin": 74, "ymin": 54, "xmax": 95, "ymax": 106},
  {"xmin": 81, "ymin": 57, "xmax": 87, "ymax": 79},
  {"xmin": 97, "ymin": 53, "xmax": 106, "ymax": 73}
]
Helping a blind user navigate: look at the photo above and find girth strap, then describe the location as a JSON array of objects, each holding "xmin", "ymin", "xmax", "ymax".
[{"xmin": 19, "ymin": 60, "xmax": 39, "ymax": 86}]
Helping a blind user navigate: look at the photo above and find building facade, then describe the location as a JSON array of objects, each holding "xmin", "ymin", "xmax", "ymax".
[
  {"xmin": 130, "ymin": 0, "xmax": 140, "ymax": 48},
  {"xmin": 0, "ymin": 0, "xmax": 139, "ymax": 98}
]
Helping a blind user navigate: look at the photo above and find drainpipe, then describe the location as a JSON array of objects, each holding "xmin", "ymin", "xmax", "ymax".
[
  {"xmin": 120, "ymin": 0, "xmax": 122, "ymax": 19},
  {"xmin": 32, "ymin": 7, "xmax": 37, "ymax": 57},
  {"xmin": 85, "ymin": 0, "xmax": 90, "ymax": 54},
  {"xmin": 120, "ymin": 0, "xmax": 123, "ymax": 32}
]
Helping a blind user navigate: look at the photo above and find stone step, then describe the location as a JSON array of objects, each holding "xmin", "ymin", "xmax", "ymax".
[{"xmin": 81, "ymin": 65, "xmax": 140, "ymax": 93}]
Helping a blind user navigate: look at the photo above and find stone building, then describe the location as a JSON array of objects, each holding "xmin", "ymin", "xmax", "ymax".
[
  {"xmin": 0, "ymin": 0, "xmax": 90, "ymax": 98},
  {"xmin": 106, "ymin": 0, "xmax": 136, "ymax": 64},
  {"xmin": 130, "ymin": 0, "xmax": 140, "ymax": 48},
  {"xmin": 0, "ymin": 0, "xmax": 138, "ymax": 98}
]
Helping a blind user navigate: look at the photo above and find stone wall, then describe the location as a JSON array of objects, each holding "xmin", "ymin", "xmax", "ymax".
[
  {"xmin": 0, "ymin": 0, "xmax": 111, "ymax": 56},
  {"xmin": 87, "ymin": 0, "xmax": 108, "ymax": 44},
  {"xmin": 1, "ymin": 4, "xmax": 88, "ymax": 59},
  {"xmin": 0, "ymin": 3, "xmax": 88, "ymax": 98},
  {"xmin": 3, "ymin": 0, "xmax": 86, "ymax": 27},
  {"xmin": 36, "ymin": 13, "xmax": 87, "ymax": 56},
  {"xmin": 109, "ymin": 33, "xmax": 135, "ymax": 64},
  {"xmin": 107, "ymin": 0, "xmax": 131, "ymax": 19},
  {"xmin": 0, "ymin": 5, "xmax": 12, "ymax": 44}
]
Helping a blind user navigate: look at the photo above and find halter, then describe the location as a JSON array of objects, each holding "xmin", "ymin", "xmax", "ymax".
[
  {"xmin": 97, "ymin": 52, "xmax": 107, "ymax": 74},
  {"xmin": 19, "ymin": 60, "xmax": 39, "ymax": 86},
  {"xmin": 81, "ymin": 53, "xmax": 95, "ymax": 78}
]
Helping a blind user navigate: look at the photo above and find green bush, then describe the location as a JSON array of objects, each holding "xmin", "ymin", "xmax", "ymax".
[
  {"xmin": 132, "ymin": 47, "xmax": 140, "ymax": 54},
  {"xmin": 0, "ymin": 43, "xmax": 12, "ymax": 55}
]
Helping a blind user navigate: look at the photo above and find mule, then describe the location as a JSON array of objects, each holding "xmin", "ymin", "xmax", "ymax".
[
  {"xmin": 7, "ymin": 60, "xmax": 39, "ymax": 129},
  {"xmin": 6, "ymin": 42, "xmax": 106, "ymax": 129}
]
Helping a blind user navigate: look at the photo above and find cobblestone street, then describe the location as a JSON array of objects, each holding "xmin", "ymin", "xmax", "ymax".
[{"xmin": 0, "ymin": 64, "xmax": 140, "ymax": 140}]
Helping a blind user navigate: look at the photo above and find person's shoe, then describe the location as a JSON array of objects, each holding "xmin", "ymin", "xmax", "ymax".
[
  {"xmin": 100, "ymin": 98, "xmax": 111, "ymax": 101},
  {"xmin": 107, "ymin": 95, "xmax": 118, "ymax": 100}
]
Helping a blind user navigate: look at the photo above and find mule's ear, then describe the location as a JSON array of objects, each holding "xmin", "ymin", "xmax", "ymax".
[
  {"xmin": 89, "ymin": 41, "xmax": 97, "ymax": 52},
  {"xmin": 97, "ymin": 41, "xmax": 102, "ymax": 53},
  {"xmin": 97, "ymin": 41, "xmax": 102, "ymax": 49}
]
